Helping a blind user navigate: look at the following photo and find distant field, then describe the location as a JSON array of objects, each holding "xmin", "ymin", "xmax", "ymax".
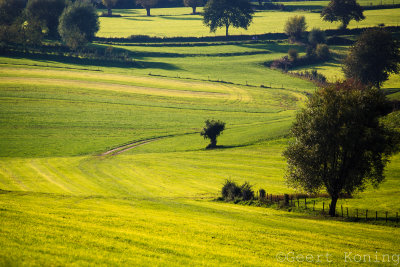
[{"xmin": 98, "ymin": 8, "xmax": 400, "ymax": 38}]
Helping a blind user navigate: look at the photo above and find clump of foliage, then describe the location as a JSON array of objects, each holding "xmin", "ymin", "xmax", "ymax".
[
  {"xmin": 58, "ymin": 1, "xmax": 99, "ymax": 50},
  {"xmin": 288, "ymin": 48, "xmax": 298, "ymax": 61},
  {"xmin": 283, "ymin": 80, "xmax": 400, "ymax": 216},
  {"xmin": 290, "ymin": 70, "xmax": 327, "ymax": 85},
  {"xmin": 183, "ymin": 0, "xmax": 203, "ymax": 14},
  {"xmin": 308, "ymin": 28, "xmax": 326, "ymax": 47},
  {"xmin": 343, "ymin": 28, "xmax": 400, "ymax": 88},
  {"xmin": 0, "ymin": 0, "xmax": 44, "ymax": 45},
  {"xmin": 259, "ymin": 188, "xmax": 266, "ymax": 199},
  {"xmin": 241, "ymin": 182, "xmax": 254, "ymax": 201},
  {"xmin": 221, "ymin": 180, "xmax": 242, "ymax": 201},
  {"xmin": 315, "ymin": 44, "xmax": 330, "ymax": 60},
  {"xmin": 203, "ymin": 0, "xmax": 254, "ymax": 37},
  {"xmin": 25, "ymin": 0, "xmax": 67, "ymax": 38},
  {"xmin": 321, "ymin": 0, "xmax": 365, "ymax": 30},
  {"xmin": 221, "ymin": 180, "xmax": 254, "ymax": 201},
  {"xmin": 200, "ymin": 119, "xmax": 225, "ymax": 149},
  {"xmin": 284, "ymin": 15, "xmax": 307, "ymax": 43}
]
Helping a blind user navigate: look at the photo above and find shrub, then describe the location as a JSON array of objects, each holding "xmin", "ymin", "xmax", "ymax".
[
  {"xmin": 288, "ymin": 48, "xmax": 298, "ymax": 61},
  {"xmin": 308, "ymin": 28, "xmax": 326, "ymax": 47},
  {"xmin": 270, "ymin": 56, "xmax": 292, "ymax": 71},
  {"xmin": 315, "ymin": 44, "xmax": 330, "ymax": 60},
  {"xmin": 284, "ymin": 15, "xmax": 307, "ymax": 43},
  {"xmin": 221, "ymin": 180, "xmax": 241, "ymax": 201},
  {"xmin": 25, "ymin": 0, "xmax": 67, "ymax": 38},
  {"xmin": 241, "ymin": 182, "xmax": 254, "ymax": 201},
  {"xmin": 58, "ymin": 1, "xmax": 99, "ymax": 49}
]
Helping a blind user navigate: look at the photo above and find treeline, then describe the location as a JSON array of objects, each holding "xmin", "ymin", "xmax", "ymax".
[{"xmin": 0, "ymin": 0, "xmax": 100, "ymax": 49}]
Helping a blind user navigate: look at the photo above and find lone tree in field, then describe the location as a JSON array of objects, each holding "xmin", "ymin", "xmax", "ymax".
[
  {"xmin": 343, "ymin": 28, "xmax": 400, "ymax": 89},
  {"xmin": 26, "ymin": 0, "xmax": 67, "ymax": 38},
  {"xmin": 136, "ymin": 0, "xmax": 158, "ymax": 16},
  {"xmin": 183, "ymin": 0, "xmax": 202, "ymax": 14},
  {"xmin": 284, "ymin": 15, "xmax": 307, "ymax": 43},
  {"xmin": 283, "ymin": 80, "xmax": 399, "ymax": 217},
  {"xmin": 203, "ymin": 0, "xmax": 254, "ymax": 37},
  {"xmin": 58, "ymin": 1, "xmax": 99, "ymax": 49},
  {"xmin": 201, "ymin": 119, "xmax": 226, "ymax": 149},
  {"xmin": 102, "ymin": 0, "xmax": 118, "ymax": 16},
  {"xmin": 321, "ymin": 0, "xmax": 364, "ymax": 30}
]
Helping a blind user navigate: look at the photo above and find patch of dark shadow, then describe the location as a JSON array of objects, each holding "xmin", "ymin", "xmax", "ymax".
[
  {"xmin": 158, "ymin": 16, "xmax": 202, "ymax": 21},
  {"xmin": 127, "ymin": 50, "xmax": 271, "ymax": 58},
  {"xmin": 122, "ymin": 17, "xmax": 152, "ymax": 21},
  {"xmin": 0, "ymin": 50, "xmax": 142, "ymax": 68},
  {"xmin": 140, "ymin": 61, "xmax": 181, "ymax": 70}
]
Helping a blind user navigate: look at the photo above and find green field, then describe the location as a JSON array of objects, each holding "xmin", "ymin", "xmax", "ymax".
[
  {"xmin": 1, "ymin": 6, "xmax": 400, "ymax": 266},
  {"xmin": 98, "ymin": 8, "xmax": 400, "ymax": 38}
]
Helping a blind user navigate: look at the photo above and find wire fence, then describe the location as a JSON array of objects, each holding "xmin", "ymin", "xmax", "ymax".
[{"xmin": 259, "ymin": 192, "xmax": 400, "ymax": 224}]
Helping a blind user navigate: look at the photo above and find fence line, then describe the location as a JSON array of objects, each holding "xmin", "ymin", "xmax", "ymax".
[{"xmin": 259, "ymin": 192, "xmax": 399, "ymax": 224}]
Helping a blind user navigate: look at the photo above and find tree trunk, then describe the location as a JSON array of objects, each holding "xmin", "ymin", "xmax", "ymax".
[
  {"xmin": 329, "ymin": 195, "xmax": 338, "ymax": 216},
  {"xmin": 146, "ymin": 7, "xmax": 151, "ymax": 16},
  {"xmin": 192, "ymin": 6, "xmax": 196, "ymax": 14},
  {"xmin": 225, "ymin": 24, "xmax": 229, "ymax": 37},
  {"xmin": 208, "ymin": 138, "xmax": 217, "ymax": 148},
  {"xmin": 107, "ymin": 8, "xmax": 112, "ymax": 16}
]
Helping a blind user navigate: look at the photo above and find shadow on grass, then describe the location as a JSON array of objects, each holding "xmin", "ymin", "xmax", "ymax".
[{"xmin": 2, "ymin": 50, "xmax": 181, "ymax": 71}]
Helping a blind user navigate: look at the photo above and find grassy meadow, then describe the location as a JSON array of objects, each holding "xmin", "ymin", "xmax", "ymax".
[
  {"xmin": 98, "ymin": 8, "xmax": 400, "ymax": 38},
  {"xmin": 1, "ymin": 4, "xmax": 400, "ymax": 266}
]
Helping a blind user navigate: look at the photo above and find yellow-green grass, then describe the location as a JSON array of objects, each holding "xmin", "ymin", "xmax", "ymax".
[
  {"xmin": 1, "ymin": 51, "xmax": 400, "ymax": 265},
  {"xmin": 98, "ymin": 8, "xmax": 400, "ymax": 38},
  {"xmin": 2, "ymin": 191, "xmax": 400, "ymax": 266}
]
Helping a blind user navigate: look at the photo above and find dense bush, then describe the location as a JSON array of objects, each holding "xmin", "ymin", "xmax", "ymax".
[
  {"xmin": 284, "ymin": 15, "xmax": 307, "ymax": 43},
  {"xmin": 288, "ymin": 48, "xmax": 298, "ymax": 61},
  {"xmin": 58, "ymin": 1, "xmax": 99, "ymax": 49},
  {"xmin": 290, "ymin": 70, "xmax": 327, "ymax": 85},
  {"xmin": 308, "ymin": 28, "xmax": 326, "ymax": 47},
  {"xmin": 221, "ymin": 180, "xmax": 255, "ymax": 201},
  {"xmin": 26, "ymin": 0, "xmax": 67, "ymax": 38},
  {"xmin": 241, "ymin": 182, "xmax": 254, "ymax": 201},
  {"xmin": 315, "ymin": 43, "xmax": 330, "ymax": 60},
  {"xmin": 221, "ymin": 180, "xmax": 242, "ymax": 201}
]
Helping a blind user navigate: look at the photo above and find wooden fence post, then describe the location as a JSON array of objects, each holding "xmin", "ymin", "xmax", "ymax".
[
  {"xmin": 376, "ymin": 211, "xmax": 378, "ymax": 221},
  {"xmin": 323, "ymin": 202, "xmax": 325, "ymax": 213},
  {"xmin": 313, "ymin": 200, "xmax": 315, "ymax": 211},
  {"xmin": 341, "ymin": 205, "xmax": 343, "ymax": 217},
  {"xmin": 305, "ymin": 197, "xmax": 307, "ymax": 209},
  {"xmin": 366, "ymin": 209, "xmax": 368, "ymax": 221}
]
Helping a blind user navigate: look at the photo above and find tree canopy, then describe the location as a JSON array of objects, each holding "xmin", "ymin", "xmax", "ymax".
[
  {"xmin": 321, "ymin": 0, "xmax": 364, "ymax": 29},
  {"xmin": 58, "ymin": 1, "xmax": 99, "ymax": 49},
  {"xmin": 203, "ymin": 0, "xmax": 254, "ymax": 37},
  {"xmin": 200, "ymin": 119, "xmax": 226, "ymax": 148},
  {"xmin": 343, "ymin": 28, "xmax": 400, "ymax": 88},
  {"xmin": 26, "ymin": 0, "xmax": 67, "ymax": 38},
  {"xmin": 136, "ymin": 0, "xmax": 158, "ymax": 16},
  {"xmin": 284, "ymin": 15, "xmax": 307, "ymax": 43},
  {"xmin": 283, "ymin": 80, "xmax": 400, "ymax": 216}
]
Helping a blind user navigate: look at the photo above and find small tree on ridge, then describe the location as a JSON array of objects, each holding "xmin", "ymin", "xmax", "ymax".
[{"xmin": 200, "ymin": 119, "xmax": 225, "ymax": 149}]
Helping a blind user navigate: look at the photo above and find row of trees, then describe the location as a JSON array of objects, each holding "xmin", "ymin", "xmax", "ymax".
[
  {"xmin": 0, "ymin": 0, "xmax": 99, "ymax": 49},
  {"xmin": 104, "ymin": 0, "xmax": 367, "ymax": 36}
]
